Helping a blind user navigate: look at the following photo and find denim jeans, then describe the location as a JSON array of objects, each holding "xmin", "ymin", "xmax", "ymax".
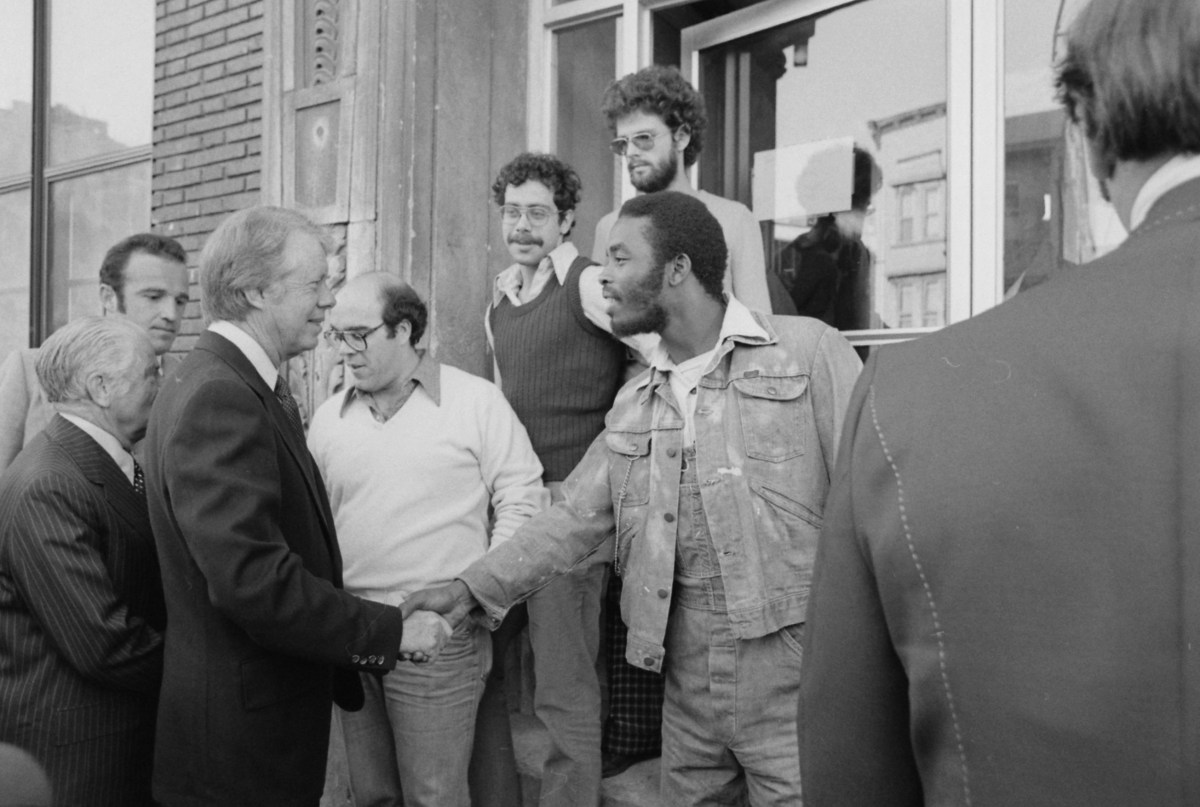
[
  {"xmin": 526, "ymin": 481, "xmax": 605, "ymax": 807},
  {"xmin": 659, "ymin": 448, "xmax": 805, "ymax": 806},
  {"xmin": 337, "ymin": 623, "xmax": 491, "ymax": 807}
]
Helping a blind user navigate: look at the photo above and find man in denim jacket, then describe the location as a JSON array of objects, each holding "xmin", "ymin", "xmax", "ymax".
[{"xmin": 409, "ymin": 191, "xmax": 861, "ymax": 805}]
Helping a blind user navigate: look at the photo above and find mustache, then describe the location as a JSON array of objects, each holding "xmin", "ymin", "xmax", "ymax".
[{"xmin": 508, "ymin": 234, "xmax": 543, "ymax": 246}]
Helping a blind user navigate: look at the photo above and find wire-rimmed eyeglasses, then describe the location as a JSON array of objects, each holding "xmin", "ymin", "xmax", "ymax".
[
  {"xmin": 499, "ymin": 205, "xmax": 560, "ymax": 226},
  {"xmin": 324, "ymin": 322, "xmax": 385, "ymax": 352}
]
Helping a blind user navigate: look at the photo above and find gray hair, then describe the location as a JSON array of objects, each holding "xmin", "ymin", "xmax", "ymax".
[
  {"xmin": 199, "ymin": 206, "xmax": 332, "ymax": 322},
  {"xmin": 36, "ymin": 316, "xmax": 149, "ymax": 404}
]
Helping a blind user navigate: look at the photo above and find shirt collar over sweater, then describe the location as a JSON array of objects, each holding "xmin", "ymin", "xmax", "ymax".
[
  {"xmin": 492, "ymin": 241, "xmax": 580, "ymax": 308},
  {"xmin": 339, "ymin": 350, "xmax": 442, "ymax": 417}
]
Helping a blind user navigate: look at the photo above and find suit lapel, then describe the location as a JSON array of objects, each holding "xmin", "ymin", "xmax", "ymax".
[
  {"xmin": 47, "ymin": 416, "xmax": 151, "ymax": 538},
  {"xmin": 196, "ymin": 332, "xmax": 334, "ymax": 541}
]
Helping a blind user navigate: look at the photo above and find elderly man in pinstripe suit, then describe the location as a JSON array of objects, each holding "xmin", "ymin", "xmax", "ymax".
[{"xmin": 0, "ymin": 316, "xmax": 165, "ymax": 806}]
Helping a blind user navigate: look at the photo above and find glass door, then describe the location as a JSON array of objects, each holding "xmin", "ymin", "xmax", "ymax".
[{"xmin": 676, "ymin": 0, "xmax": 949, "ymax": 337}]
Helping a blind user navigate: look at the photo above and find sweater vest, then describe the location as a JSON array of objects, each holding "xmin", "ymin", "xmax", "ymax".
[{"xmin": 490, "ymin": 254, "xmax": 626, "ymax": 482}]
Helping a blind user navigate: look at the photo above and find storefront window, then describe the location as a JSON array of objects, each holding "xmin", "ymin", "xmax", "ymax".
[
  {"xmin": 684, "ymin": 0, "xmax": 948, "ymax": 333},
  {"xmin": 48, "ymin": 0, "xmax": 153, "ymax": 166},
  {"xmin": 0, "ymin": 191, "xmax": 32, "ymax": 354},
  {"xmin": 0, "ymin": 0, "xmax": 154, "ymax": 355},
  {"xmin": 47, "ymin": 162, "xmax": 151, "ymax": 334},
  {"xmin": 1002, "ymin": 0, "xmax": 1125, "ymax": 300}
]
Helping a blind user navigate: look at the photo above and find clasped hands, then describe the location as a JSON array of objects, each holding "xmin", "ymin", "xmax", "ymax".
[{"xmin": 398, "ymin": 581, "xmax": 479, "ymax": 663}]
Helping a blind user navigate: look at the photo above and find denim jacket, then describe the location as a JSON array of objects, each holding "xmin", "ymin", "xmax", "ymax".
[{"xmin": 461, "ymin": 301, "xmax": 862, "ymax": 672}]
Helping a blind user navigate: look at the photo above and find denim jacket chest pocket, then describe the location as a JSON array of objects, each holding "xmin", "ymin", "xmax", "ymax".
[
  {"xmin": 605, "ymin": 429, "xmax": 652, "ymax": 575},
  {"xmin": 731, "ymin": 374, "xmax": 810, "ymax": 462}
]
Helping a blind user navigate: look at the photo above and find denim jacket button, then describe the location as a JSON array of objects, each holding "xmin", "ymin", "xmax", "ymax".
[
  {"xmin": 667, "ymin": 447, "xmax": 677, "ymax": 457},
  {"xmin": 657, "ymin": 589, "xmax": 669, "ymax": 599},
  {"xmin": 664, "ymin": 513, "xmax": 675, "ymax": 523}
]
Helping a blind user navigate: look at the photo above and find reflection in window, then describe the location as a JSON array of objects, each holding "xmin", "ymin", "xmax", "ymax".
[
  {"xmin": 892, "ymin": 272, "xmax": 945, "ymax": 329},
  {"xmin": 0, "ymin": 191, "xmax": 32, "ymax": 357},
  {"xmin": 47, "ymin": 162, "xmax": 151, "ymax": 333},
  {"xmin": 689, "ymin": 0, "xmax": 947, "ymax": 332},
  {"xmin": 1003, "ymin": 0, "xmax": 1125, "ymax": 300},
  {"xmin": 0, "ymin": 1, "xmax": 33, "ymax": 180},
  {"xmin": 49, "ymin": 0, "xmax": 154, "ymax": 166}
]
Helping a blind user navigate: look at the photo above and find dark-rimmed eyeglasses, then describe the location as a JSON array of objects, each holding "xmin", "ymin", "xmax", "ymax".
[
  {"xmin": 499, "ymin": 205, "xmax": 560, "ymax": 226},
  {"xmin": 609, "ymin": 129, "xmax": 675, "ymax": 156},
  {"xmin": 324, "ymin": 322, "xmax": 385, "ymax": 352}
]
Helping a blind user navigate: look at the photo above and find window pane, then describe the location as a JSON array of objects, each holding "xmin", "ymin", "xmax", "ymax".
[
  {"xmin": 47, "ymin": 162, "xmax": 151, "ymax": 332},
  {"xmin": 697, "ymin": 0, "xmax": 948, "ymax": 332},
  {"xmin": 1003, "ymin": 0, "xmax": 1124, "ymax": 299},
  {"xmin": 48, "ymin": 0, "xmax": 154, "ymax": 165},
  {"xmin": 0, "ymin": 1, "xmax": 33, "ymax": 180},
  {"xmin": 0, "ymin": 190, "xmax": 32, "ymax": 355},
  {"xmin": 554, "ymin": 17, "xmax": 617, "ymax": 259}
]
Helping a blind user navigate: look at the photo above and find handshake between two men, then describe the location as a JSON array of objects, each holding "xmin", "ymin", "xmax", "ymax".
[{"xmin": 399, "ymin": 582, "xmax": 477, "ymax": 663}]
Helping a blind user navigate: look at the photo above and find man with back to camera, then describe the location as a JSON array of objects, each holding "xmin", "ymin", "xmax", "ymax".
[
  {"xmin": 142, "ymin": 206, "xmax": 449, "ymax": 806},
  {"xmin": 0, "ymin": 232, "xmax": 190, "ymax": 471},
  {"xmin": 799, "ymin": 1, "xmax": 1200, "ymax": 804},
  {"xmin": 411, "ymin": 190, "xmax": 862, "ymax": 805},
  {"xmin": 308, "ymin": 272, "xmax": 547, "ymax": 807},
  {"xmin": 0, "ymin": 316, "xmax": 164, "ymax": 805}
]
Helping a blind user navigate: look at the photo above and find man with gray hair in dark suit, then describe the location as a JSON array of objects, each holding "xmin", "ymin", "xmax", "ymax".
[{"xmin": 0, "ymin": 316, "xmax": 165, "ymax": 806}]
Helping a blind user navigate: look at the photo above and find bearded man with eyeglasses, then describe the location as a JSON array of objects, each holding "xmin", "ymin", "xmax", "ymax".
[{"xmin": 591, "ymin": 65, "xmax": 775, "ymax": 317}]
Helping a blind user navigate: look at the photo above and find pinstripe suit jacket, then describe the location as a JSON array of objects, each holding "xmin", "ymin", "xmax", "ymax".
[{"xmin": 0, "ymin": 415, "xmax": 165, "ymax": 806}]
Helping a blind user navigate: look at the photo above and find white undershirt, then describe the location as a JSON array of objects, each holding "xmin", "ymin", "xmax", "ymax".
[
  {"xmin": 1129, "ymin": 153, "xmax": 1200, "ymax": 230},
  {"xmin": 665, "ymin": 348, "xmax": 717, "ymax": 447}
]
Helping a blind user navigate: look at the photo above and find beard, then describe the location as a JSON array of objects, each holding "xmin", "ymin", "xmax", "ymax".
[
  {"xmin": 609, "ymin": 263, "xmax": 669, "ymax": 337},
  {"xmin": 629, "ymin": 153, "xmax": 678, "ymax": 194}
]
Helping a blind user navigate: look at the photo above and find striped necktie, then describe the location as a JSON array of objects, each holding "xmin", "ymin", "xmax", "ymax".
[{"xmin": 274, "ymin": 375, "xmax": 306, "ymax": 439}]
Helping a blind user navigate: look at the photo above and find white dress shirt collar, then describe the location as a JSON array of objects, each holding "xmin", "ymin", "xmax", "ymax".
[
  {"xmin": 1129, "ymin": 153, "xmax": 1200, "ymax": 231},
  {"xmin": 60, "ymin": 413, "xmax": 136, "ymax": 485},
  {"xmin": 209, "ymin": 320, "xmax": 279, "ymax": 389}
]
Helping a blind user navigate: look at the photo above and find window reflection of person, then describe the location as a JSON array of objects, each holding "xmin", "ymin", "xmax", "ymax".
[{"xmin": 784, "ymin": 147, "xmax": 881, "ymax": 330}]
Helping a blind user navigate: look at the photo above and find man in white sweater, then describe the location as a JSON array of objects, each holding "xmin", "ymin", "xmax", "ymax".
[{"xmin": 308, "ymin": 272, "xmax": 549, "ymax": 807}]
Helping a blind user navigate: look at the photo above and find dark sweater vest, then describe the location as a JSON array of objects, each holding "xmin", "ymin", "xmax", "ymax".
[{"xmin": 490, "ymin": 254, "xmax": 626, "ymax": 482}]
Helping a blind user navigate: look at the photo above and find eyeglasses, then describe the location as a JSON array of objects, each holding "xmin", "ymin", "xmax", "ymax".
[
  {"xmin": 609, "ymin": 129, "xmax": 676, "ymax": 156},
  {"xmin": 324, "ymin": 322, "xmax": 385, "ymax": 352},
  {"xmin": 499, "ymin": 205, "xmax": 560, "ymax": 226}
]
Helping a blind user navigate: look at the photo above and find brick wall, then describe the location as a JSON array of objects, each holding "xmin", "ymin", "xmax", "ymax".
[{"xmin": 152, "ymin": 0, "xmax": 264, "ymax": 354}]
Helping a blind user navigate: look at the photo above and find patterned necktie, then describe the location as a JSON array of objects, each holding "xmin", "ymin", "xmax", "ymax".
[
  {"xmin": 133, "ymin": 460, "xmax": 145, "ymax": 497},
  {"xmin": 274, "ymin": 375, "xmax": 306, "ymax": 440}
]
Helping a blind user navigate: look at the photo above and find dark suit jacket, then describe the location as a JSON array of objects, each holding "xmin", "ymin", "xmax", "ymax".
[
  {"xmin": 143, "ymin": 330, "xmax": 406, "ymax": 806},
  {"xmin": 0, "ymin": 416, "xmax": 164, "ymax": 806},
  {"xmin": 800, "ymin": 176, "xmax": 1200, "ymax": 806}
]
